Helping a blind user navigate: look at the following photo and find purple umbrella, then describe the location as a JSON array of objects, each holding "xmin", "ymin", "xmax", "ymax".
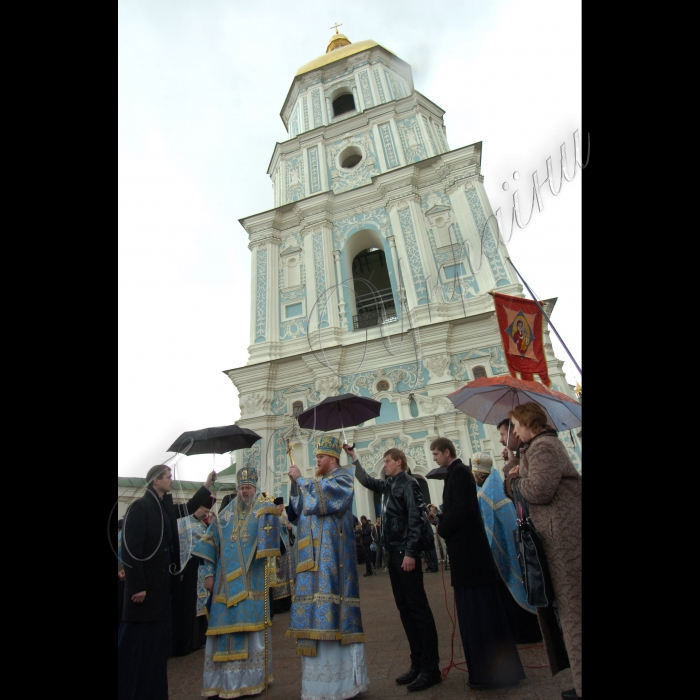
[{"xmin": 296, "ymin": 393, "xmax": 382, "ymax": 445}]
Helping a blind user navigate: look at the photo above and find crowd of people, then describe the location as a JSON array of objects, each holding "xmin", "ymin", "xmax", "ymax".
[{"xmin": 117, "ymin": 401, "xmax": 582, "ymax": 700}]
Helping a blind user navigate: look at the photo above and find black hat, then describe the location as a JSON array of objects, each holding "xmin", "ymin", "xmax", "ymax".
[{"xmin": 273, "ymin": 497, "xmax": 284, "ymax": 506}]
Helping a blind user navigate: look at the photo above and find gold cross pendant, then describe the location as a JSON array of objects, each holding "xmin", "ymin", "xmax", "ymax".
[{"xmin": 240, "ymin": 528, "xmax": 250, "ymax": 544}]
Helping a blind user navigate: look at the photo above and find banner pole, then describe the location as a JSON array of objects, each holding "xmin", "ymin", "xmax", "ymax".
[{"xmin": 500, "ymin": 257, "xmax": 582, "ymax": 377}]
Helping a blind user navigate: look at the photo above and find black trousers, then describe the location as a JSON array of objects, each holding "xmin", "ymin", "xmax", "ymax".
[
  {"xmin": 387, "ymin": 549, "xmax": 440, "ymax": 675},
  {"xmin": 357, "ymin": 541, "xmax": 374, "ymax": 574}
]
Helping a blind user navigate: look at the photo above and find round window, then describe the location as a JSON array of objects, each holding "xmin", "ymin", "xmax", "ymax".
[
  {"xmin": 339, "ymin": 146, "xmax": 363, "ymax": 170},
  {"xmin": 376, "ymin": 379, "xmax": 390, "ymax": 392}
]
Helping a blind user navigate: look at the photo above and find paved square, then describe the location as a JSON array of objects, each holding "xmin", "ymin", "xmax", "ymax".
[{"xmin": 167, "ymin": 566, "xmax": 574, "ymax": 699}]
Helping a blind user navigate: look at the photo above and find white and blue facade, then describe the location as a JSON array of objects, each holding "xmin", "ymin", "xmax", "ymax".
[{"xmin": 227, "ymin": 37, "xmax": 582, "ymax": 516}]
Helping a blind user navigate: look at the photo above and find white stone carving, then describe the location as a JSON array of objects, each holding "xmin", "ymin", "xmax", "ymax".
[
  {"xmin": 315, "ymin": 376, "xmax": 341, "ymax": 399},
  {"xmin": 423, "ymin": 355, "xmax": 451, "ymax": 380},
  {"xmin": 240, "ymin": 392, "xmax": 264, "ymax": 416},
  {"xmin": 415, "ymin": 395, "xmax": 453, "ymax": 414}
]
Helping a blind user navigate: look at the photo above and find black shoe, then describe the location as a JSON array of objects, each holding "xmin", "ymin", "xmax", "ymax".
[
  {"xmin": 395, "ymin": 667, "xmax": 421, "ymax": 685},
  {"xmin": 427, "ymin": 568, "xmax": 438, "ymax": 573},
  {"xmin": 363, "ymin": 571, "xmax": 374, "ymax": 577},
  {"xmin": 561, "ymin": 689, "xmax": 581, "ymax": 699},
  {"xmin": 407, "ymin": 672, "xmax": 442, "ymax": 692},
  {"xmin": 467, "ymin": 681, "xmax": 489, "ymax": 690}
]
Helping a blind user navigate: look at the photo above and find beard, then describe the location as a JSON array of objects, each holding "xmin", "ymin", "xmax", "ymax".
[{"xmin": 239, "ymin": 491, "xmax": 255, "ymax": 506}]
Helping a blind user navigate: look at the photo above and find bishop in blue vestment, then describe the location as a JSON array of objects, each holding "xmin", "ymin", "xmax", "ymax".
[{"xmin": 192, "ymin": 466, "xmax": 280, "ymax": 699}]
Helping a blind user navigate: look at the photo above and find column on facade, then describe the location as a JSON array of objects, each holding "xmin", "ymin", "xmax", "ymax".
[
  {"xmin": 384, "ymin": 233, "xmax": 404, "ymax": 316},
  {"xmin": 332, "ymin": 249, "xmax": 349, "ymax": 331},
  {"xmin": 265, "ymin": 237, "xmax": 281, "ymax": 345},
  {"xmin": 389, "ymin": 117, "xmax": 406, "ymax": 166},
  {"xmin": 249, "ymin": 243, "xmax": 260, "ymax": 345},
  {"xmin": 407, "ymin": 196, "xmax": 439, "ymax": 303},
  {"xmin": 371, "ymin": 124, "xmax": 388, "ymax": 172},
  {"xmin": 473, "ymin": 180, "xmax": 516, "ymax": 285},
  {"xmin": 301, "ymin": 226, "xmax": 319, "ymax": 336},
  {"xmin": 318, "ymin": 142, "xmax": 329, "ymax": 192},
  {"xmin": 448, "ymin": 182, "xmax": 497, "ymax": 291},
  {"xmin": 416, "ymin": 113, "xmax": 438, "ymax": 158},
  {"xmin": 387, "ymin": 201, "xmax": 419, "ymax": 312}
]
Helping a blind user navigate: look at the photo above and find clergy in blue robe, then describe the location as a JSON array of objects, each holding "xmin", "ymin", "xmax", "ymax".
[
  {"xmin": 473, "ymin": 452, "xmax": 541, "ymax": 643},
  {"xmin": 287, "ymin": 435, "xmax": 369, "ymax": 700},
  {"xmin": 272, "ymin": 497, "xmax": 296, "ymax": 613},
  {"xmin": 192, "ymin": 466, "xmax": 281, "ymax": 699}
]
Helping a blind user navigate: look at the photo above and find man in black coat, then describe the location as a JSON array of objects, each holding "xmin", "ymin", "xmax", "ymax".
[
  {"xmin": 431, "ymin": 437, "xmax": 524, "ymax": 689},
  {"xmin": 118, "ymin": 463, "xmax": 215, "ymax": 700},
  {"xmin": 344, "ymin": 444, "xmax": 441, "ymax": 693}
]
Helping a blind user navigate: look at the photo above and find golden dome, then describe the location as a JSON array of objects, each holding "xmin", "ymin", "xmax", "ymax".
[
  {"xmin": 296, "ymin": 38, "xmax": 380, "ymax": 76},
  {"xmin": 327, "ymin": 33, "xmax": 351, "ymax": 52}
]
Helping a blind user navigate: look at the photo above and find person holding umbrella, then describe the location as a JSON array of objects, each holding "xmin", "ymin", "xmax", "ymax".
[
  {"xmin": 505, "ymin": 402, "xmax": 582, "ymax": 700},
  {"xmin": 344, "ymin": 443, "xmax": 441, "ymax": 693}
]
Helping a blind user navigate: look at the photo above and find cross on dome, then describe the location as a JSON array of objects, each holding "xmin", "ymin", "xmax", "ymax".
[{"xmin": 330, "ymin": 22, "xmax": 343, "ymax": 34}]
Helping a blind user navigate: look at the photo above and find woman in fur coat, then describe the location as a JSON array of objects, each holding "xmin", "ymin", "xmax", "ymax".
[{"xmin": 505, "ymin": 402, "xmax": 582, "ymax": 700}]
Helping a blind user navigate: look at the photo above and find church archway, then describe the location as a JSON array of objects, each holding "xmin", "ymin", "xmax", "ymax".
[{"xmin": 344, "ymin": 229, "xmax": 397, "ymax": 330}]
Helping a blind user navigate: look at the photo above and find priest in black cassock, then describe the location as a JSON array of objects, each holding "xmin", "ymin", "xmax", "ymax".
[
  {"xmin": 118, "ymin": 464, "xmax": 215, "ymax": 700},
  {"xmin": 430, "ymin": 438, "xmax": 525, "ymax": 690}
]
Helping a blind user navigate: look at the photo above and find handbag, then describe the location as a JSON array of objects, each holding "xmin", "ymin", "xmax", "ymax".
[{"xmin": 512, "ymin": 480, "xmax": 555, "ymax": 608}]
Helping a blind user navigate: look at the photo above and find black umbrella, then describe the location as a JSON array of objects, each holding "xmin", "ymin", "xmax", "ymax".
[
  {"xmin": 166, "ymin": 424, "xmax": 262, "ymax": 455},
  {"xmin": 425, "ymin": 466, "xmax": 449, "ymax": 480},
  {"xmin": 296, "ymin": 393, "xmax": 382, "ymax": 444},
  {"xmin": 425, "ymin": 457, "xmax": 472, "ymax": 481}
]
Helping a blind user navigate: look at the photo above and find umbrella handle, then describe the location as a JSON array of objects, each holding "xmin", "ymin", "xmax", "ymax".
[
  {"xmin": 337, "ymin": 402, "xmax": 348, "ymax": 446},
  {"xmin": 339, "ymin": 418, "xmax": 355, "ymax": 450}
]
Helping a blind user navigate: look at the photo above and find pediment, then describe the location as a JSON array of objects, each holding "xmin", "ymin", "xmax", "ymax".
[
  {"xmin": 425, "ymin": 204, "xmax": 452, "ymax": 217},
  {"xmin": 280, "ymin": 246, "xmax": 303, "ymax": 258}
]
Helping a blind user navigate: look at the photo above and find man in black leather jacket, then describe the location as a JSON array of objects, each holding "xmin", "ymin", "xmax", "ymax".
[{"xmin": 344, "ymin": 444, "xmax": 441, "ymax": 693}]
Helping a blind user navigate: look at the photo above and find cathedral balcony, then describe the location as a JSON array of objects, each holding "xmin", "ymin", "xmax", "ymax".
[{"xmin": 352, "ymin": 288, "xmax": 397, "ymax": 330}]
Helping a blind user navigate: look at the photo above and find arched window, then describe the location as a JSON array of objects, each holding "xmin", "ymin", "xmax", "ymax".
[
  {"xmin": 292, "ymin": 400, "xmax": 304, "ymax": 417},
  {"xmin": 473, "ymin": 365, "xmax": 487, "ymax": 379},
  {"xmin": 332, "ymin": 92, "xmax": 355, "ymax": 117},
  {"xmin": 352, "ymin": 247, "xmax": 396, "ymax": 330}
]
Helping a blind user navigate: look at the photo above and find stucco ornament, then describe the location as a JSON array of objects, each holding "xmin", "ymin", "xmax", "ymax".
[
  {"xmin": 423, "ymin": 355, "xmax": 451, "ymax": 380},
  {"xmin": 240, "ymin": 392, "xmax": 264, "ymax": 416},
  {"xmin": 315, "ymin": 376, "xmax": 341, "ymax": 399}
]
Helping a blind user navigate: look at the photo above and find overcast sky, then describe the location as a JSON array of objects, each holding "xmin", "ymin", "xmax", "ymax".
[{"xmin": 118, "ymin": 0, "xmax": 582, "ymax": 482}]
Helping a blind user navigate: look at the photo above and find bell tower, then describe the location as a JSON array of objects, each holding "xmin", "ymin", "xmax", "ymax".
[{"xmin": 225, "ymin": 34, "xmax": 581, "ymax": 506}]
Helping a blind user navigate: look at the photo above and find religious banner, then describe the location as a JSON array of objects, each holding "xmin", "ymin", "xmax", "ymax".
[{"xmin": 493, "ymin": 292, "xmax": 550, "ymax": 386}]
